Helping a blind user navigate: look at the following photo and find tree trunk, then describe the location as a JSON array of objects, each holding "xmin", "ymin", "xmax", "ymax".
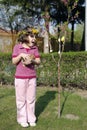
[
  {"xmin": 43, "ymin": 30, "xmax": 49, "ymax": 53},
  {"xmin": 80, "ymin": 24, "xmax": 85, "ymax": 50},
  {"xmin": 58, "ymin": 61, "xmax": 61, "ymax": 118},
  {"xmin": 71, "ymin": 22, "xmax": 74, "ymax": 50},
  {"xmin": 85, "ymin": 0, "xmax": 87, "ymax": 51}
]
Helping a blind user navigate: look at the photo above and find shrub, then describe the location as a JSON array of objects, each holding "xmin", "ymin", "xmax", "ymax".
[{"xmin": 0, "ymin": 52, "xmax": 87, "ymax": 89}]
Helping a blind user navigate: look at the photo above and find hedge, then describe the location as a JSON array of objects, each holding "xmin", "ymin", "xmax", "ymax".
[{"xmin": 0, "ymin": 51, "xmax": 87, "ymax": 89}]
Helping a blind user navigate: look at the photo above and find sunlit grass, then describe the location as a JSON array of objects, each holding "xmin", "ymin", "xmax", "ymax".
[{"xmin": 0, "ymin": 86, "xmax": 87, "ymax": 130}]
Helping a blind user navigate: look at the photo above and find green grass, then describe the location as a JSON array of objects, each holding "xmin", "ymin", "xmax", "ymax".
[{"xmin": 0, "ymin": 86, "xmax": 87, "ymax": 130}]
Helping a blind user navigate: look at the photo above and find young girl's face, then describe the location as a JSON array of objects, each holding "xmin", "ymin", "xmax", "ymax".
[{"xmin": 28, "ymin": 34, "xmax": 36, "ymax": 47}]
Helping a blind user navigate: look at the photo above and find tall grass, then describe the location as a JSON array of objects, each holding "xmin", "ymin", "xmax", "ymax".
[{"xmin": 0, "ymin": 86, "xmax": 87, "ymax": 130}]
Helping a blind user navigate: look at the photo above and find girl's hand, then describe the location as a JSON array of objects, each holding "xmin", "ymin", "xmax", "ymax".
[
  {"xmin": 21, "ymin": 54, "xmax": 33, "ymax": 65},
  {"xmin": 12, "ymin": 53, "xmax": 28, "ymax": 65},
  {"xmin": 20, "ymin": 53, "xmax": 28, "ymax": 60}
]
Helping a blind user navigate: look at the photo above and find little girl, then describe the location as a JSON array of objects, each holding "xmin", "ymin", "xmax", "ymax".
[{"xmin": 12, "ymin": 28, "xmax": 40, "ymax": 127}]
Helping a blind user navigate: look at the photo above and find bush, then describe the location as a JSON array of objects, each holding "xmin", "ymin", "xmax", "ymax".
[
  {"xmin": 0, "ymin": 52, "xmax": 87, "ymax": 89},
  {"xmin": 37, "ymin": 52, "xmax": 87, "ymax": 89}
]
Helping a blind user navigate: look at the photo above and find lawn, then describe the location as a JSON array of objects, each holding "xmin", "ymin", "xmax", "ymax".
[{"xmin": 0, "ymin": 86, "xmax": 87, "ymax": 130}]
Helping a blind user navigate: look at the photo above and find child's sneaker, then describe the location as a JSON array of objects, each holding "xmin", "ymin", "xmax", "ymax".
[
  {"xmin": 19, "ymin": 122, "xmax": 29, "ymax": 127},
  {"xmin": 30, "ymin": 122, "xmax": 36, "ymax": 127}
]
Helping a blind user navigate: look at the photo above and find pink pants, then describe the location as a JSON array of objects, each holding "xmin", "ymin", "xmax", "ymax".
[{"xmin": 15, "ymin": 78, "xmax": 36, "ymax": 123}]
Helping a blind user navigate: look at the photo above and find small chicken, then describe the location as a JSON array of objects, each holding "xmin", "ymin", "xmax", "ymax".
[{"xmin": 22, "ymin": 54, "xmax": 35, "ymax": 66}]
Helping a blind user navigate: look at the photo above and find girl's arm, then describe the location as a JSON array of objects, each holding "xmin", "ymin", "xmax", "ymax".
[
  {"xmin": 12, "ymin": 54, "xmax": 22, "ymax": 65},
  {"xmin": 12, "ymin": 53, "xmax": 28, "ymax": 65},
  {"xmin": 31, "ymin": 58, "xmax": 41, "ymax": 65}
]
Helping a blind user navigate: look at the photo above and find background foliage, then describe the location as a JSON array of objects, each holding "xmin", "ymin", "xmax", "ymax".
[{"xmin": 0, "ymin": 0, "xmax": 85, "ymax": 51}]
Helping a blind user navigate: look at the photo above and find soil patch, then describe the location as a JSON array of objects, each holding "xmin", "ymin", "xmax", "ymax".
[
  {"xmin": 75, "ymin": 89, "xmax": 87, "ymax": 98},
  {"xmin": 63, "ymin": 114, "xmax": 79, "ymax": 120}
]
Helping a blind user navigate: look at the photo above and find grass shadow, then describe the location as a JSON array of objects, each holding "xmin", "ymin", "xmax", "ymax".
[
  {"xmin": 60, "ymin": 89, "xmax": 74, "ymax": 117},
  {"xmin": 36, "ymin": 90, "xmax": 57, "ymax": 118}
]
